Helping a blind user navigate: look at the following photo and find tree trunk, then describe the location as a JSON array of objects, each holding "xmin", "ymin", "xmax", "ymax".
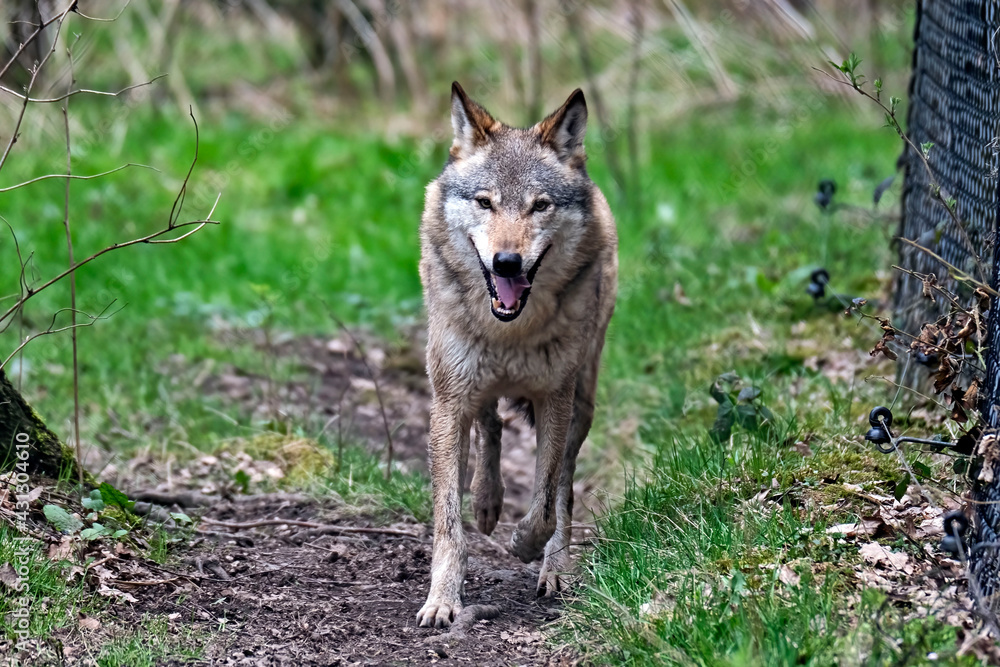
[{"xmin": 0, "ymin": 367, "xmax": 84, "ymax": 480}]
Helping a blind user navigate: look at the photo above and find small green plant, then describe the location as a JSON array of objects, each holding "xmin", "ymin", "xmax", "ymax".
[
  {"xmin": 43, "ymin": 483, "xmax": 136, "ymax": 542},
  {"xmin": 708, "ymin": 372, "xmax": 776, "ymax": 443}
]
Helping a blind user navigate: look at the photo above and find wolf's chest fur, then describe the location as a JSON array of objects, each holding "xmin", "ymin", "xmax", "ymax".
[{"xmin": 424, "ymin": 230, "xmax": 606, "ymax": 401}]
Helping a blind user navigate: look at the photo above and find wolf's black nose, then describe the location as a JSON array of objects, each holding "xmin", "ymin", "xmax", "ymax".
[{"xmin": 493, "ymin": 252, "xmax": 522, "ymax": 277}]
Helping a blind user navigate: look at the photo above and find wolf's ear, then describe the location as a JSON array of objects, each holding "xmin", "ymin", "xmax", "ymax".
[
  {"xmin": 537, "ymin": 89, "xmax": 587, "ymax": 164},
  {"xmin": 450, "ymin": 81, "xmax": 496, "ymax": 159}
]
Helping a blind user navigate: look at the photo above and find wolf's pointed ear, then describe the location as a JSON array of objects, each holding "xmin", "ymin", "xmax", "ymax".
[
  {"xmin": 450, "ymin": 81, "xmax": 496, "ymax": 159},
  {"xmin": 537, "ymin": 89, "xmax": 587, "ymax": 164}
]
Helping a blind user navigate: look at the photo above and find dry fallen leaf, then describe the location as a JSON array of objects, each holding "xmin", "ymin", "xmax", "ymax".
[
  {"xmin": 48, "ymin": 536, "xmax": 74, "ymax": 562},
  {"xmin": 778, "ymin": 564, "xmax": 800, "ymax": 587},
  {"xmin": 79, "ymin": 616, "xmax": 101, "ymax": 631},
  {"xmin": 827, "ymin": 519, "xmax": 884, "ymax": 538},
  {"xmin": 673, "ymin": 282, "xmax": 692, "ymax": 306},
  {"xmin": 859, "ymin": 542, "xmax": 913, "ymax": 574},
  {"xmin": 97, "ymin": 585, "xmax": 138, "ymax": 603},
  {"xmin": 0, "ymin": 562, "xmax": 20, "ymax": 590}
]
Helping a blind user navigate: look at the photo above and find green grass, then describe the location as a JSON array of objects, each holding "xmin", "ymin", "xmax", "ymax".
[
  {"xmin": 562, "ymin": 420, "xmax": 975, "ymax": 666},
  {"xmin": 94, "ymin": 615, "xmax": 203, "ymax": 667},
  {"xmin": 0, "ymin": 524, "xmax": 95, "ymax": 641}
]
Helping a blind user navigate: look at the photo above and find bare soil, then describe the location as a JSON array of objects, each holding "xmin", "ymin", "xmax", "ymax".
[{"xmin": 140, "ymin": 497, "xmax": 569, "ymax": 666}]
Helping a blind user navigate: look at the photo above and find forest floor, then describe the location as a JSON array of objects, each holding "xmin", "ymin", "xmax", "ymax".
[{"xmin": 2, "ymin": 331, "xmax": 596, "ymax": 666}]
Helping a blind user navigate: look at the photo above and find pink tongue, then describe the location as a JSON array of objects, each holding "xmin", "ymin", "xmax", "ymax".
[{"xmin": 495, "ymin": 275, "xmax": 531, "ymax": 309}]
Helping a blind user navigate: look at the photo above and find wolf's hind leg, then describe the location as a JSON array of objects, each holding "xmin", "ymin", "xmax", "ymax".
[
  {"xmin": 537, "ymin": 358, "xmax": 599, "ymax": 596},
  {"xmin": 471, "ymin": 401, "xmax": 505, "ymax": 535},
  {"xmin": 510, "ymin": 387, "xmax": 573, "ymax": 563}
]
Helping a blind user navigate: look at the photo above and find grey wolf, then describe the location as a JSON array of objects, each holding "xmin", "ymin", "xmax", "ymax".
[{"xmin": 416, "ymin": 82, "xmax": 618, "ymax": 628}]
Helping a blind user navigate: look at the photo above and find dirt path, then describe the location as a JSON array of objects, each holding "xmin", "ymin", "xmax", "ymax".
[
  {"xmin": 107, "ymin": 331, "xmax": 594, "ymax": 665},
  {"xmin": 131, "ymin": 497, "xmax": 566, "ymax": 666}
]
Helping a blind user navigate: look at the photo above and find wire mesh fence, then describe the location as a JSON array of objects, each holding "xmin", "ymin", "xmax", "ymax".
[{"xmin": 897, "ymin": 0, "xmax": 1000, "ymax": 605}]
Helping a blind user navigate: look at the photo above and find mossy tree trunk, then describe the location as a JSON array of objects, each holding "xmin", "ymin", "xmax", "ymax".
[{"xmin": 0, "ymin": 367, "xmax": 83, "ymax": 480}]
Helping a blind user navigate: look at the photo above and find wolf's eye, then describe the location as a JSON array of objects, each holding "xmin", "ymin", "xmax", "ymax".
[
  {"xmin": 476, "ymin": 197, "xmax": 493, "ymax": 210},
  {"xmin": 532, "ymin": 200, "xmax": 550, "ymax": 213}
]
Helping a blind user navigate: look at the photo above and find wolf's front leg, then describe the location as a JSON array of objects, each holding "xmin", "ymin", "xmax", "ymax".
[
  {"xmin": 510, "ymin": 386, "xmax": 574, "ymax": 563},
  {"xmin": 417, "ymin": 398, "xmax": 472, "ymax": 628}
]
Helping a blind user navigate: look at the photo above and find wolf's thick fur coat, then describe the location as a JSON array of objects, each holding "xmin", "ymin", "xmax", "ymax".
[{"xmin": 416, "ymin": 82, "xmax": 618, "ymax": 628}]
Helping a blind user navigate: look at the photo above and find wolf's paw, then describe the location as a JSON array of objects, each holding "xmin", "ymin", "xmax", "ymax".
[
  {"xmin": 472, "ymin": 478, "xmax": 505, "ymax": 536},
  {"xmin": 509, "ymin": 516, "xmax": 555, "ymax": 563},
  {"xmin": 537, "ymin": 554, "xmax": 570, "ymax": 597},
  {"xmin": 536, "ymin": 568, "xmax": 564, "ymax": 597},
  {"xmin": 416, "ymin": 596, "xmax": 462, "ymax": 629}
]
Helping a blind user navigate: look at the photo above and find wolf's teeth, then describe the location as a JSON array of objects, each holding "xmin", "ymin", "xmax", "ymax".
[{"xmin": 491, "ymin": 298, "xmax": 520, "ymax": 315}]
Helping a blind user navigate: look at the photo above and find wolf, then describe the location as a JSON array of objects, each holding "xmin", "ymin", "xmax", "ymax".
[{"xmin": 416, "ymin": 82, "xmax": 618, "ymax": 628}]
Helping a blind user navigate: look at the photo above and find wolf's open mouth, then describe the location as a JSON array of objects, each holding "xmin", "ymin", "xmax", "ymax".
[{"xmin": 471, "ymin": 241, "xmax": 550, "ymax": 322}]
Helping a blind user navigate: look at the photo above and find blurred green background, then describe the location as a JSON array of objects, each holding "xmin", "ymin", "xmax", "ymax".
[{"xmin": 1, "ymin": 0, "xmax": 912, "ymax": 460}]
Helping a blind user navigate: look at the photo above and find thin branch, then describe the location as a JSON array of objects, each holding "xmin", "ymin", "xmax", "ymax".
[
  {"xmin": 0, "ymin": 111, "xmax": 220, "ymax": 330},
  {"xmin": 0, "ymin": 4, "xmax": 75, "ymax": 175},
  {"xmin": 73, "ymin": 1, "xmax": 133, "ymax": 23},
  {"xmin": 0, "ymin": 217, "xmax": 29, "ymax": 310},
  {"xmin": 897, "ymin": 238, "xmax": 999, "ymax": 298},
  {"xmin": 62, "ymin": 43, "xmax": 83, "ymax": 489},
  {"xmin": 199, "ymin": 517, "xmax": 418, "ymax": 537},
  {"xmin": 0, "ymin": 303, "xmax": 121, "ymax": 372},
  {"xmin": 0, "ymin": 3, "xmax": 72, "ymax": 82},
  {"xmin": 0, "ymin": 218, "xmax": 218, "ymax": 331},
  {"xmin": 0, "ymin": 74, "xmax": 166, "ymax": 104},
  {"xmin": 0, "ymin": 163, "xmax": 158, "ymax": 194},
  {"xmin": 168, "ymin": 108, "xmax": 201, "ymax": 229},
  {"xmin": 817, "ymin": 65, "xmax": 987, "ymax": 282}
]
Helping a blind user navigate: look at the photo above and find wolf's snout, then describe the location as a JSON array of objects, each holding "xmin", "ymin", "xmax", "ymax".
[{"xmin": 493, "ymin": 252, "xmax": 522, "ymax": 277}]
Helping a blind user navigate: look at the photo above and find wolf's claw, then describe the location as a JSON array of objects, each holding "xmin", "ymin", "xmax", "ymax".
[
  {"xmin": 537, "ymin": 551, "xmax": 570, "ymax": 597},
  {"xmin": 536, "ymin": 569, "xmax": 564, "ymax": 597},
  {"xmin": 416, "ymin": 598, "xmax": 462, "ymax": 629}
]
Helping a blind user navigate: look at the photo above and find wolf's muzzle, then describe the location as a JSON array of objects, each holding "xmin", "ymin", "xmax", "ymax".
[{"xmin": 470, "ymin": 239, "xmax": 551, "ymax": 322}]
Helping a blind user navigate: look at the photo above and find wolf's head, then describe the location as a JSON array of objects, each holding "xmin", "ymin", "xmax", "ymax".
[{"xmin": 433, "ymin": 82, "xmax": 592, "ymax": 323}]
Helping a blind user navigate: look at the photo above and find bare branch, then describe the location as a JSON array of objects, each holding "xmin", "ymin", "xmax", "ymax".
[
  {"xmin": 0, "ymin": 2, "xmax": 73, "ymax": 82},
  {"xmin": 897, "ymin": 238, "xmax": 999, "ymax": 298},
  {"xmin": 0, "ymin": 302, "xmax": 122, "ymax": 372},
  {"xmin": 168, "ymin": 108, "xmax": 201, "ymax": 229},
  {"xmin": 0, "ymin": 1, "xmax": 93, "ymax": 175},
  {"xmin": 0, "ymin": 163, "xmax": 158, "ymax": 193},
  {"xmin": 0, "ymin": 218, "xmax": 219, "ymax": 330},
  {"xmin": 323, "ymin": 302, "xmax": 396, "ymax": 481},
  {"xmin": 817, "ymin": 65, "xmax": 987, "ymax": 282},
  {"xmin": 71, "ymin": 1, "xmax": 133, "ymax": 23},
  {"xmin": 0, "ymin": 74, "xmax": 166, "ymax": 104},
  {"xmin": 62, "ymin": 45, "xmax": 83, "ymax": 488}
]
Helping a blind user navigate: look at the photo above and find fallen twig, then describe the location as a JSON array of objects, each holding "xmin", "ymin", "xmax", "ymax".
[{"xmin": 199, "ymin": 516, "xmax": 419, "ymax": 538}]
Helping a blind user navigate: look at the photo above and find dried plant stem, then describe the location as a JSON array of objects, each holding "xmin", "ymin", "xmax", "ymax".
[
  {"xmin": 323, "ymin": 304, "xmax": 395, "ymax": 480},
  {"xmin": 559, "ymin": 0, "xmax": 626, "ymax": 196},
  {"xmin": 897, "ymin": 238, "xmax": 999, "ymax": 299},
  {"xmin": 820, "ymin": 66, "xmax": 987, "ymax": 282},
  {"xmin": 625, "ymin": 0, "xmax": 644, "ymax": 211},
  {"xmin": 62, "ymin": 46, "xmax": 82, "ymax": 489}
]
